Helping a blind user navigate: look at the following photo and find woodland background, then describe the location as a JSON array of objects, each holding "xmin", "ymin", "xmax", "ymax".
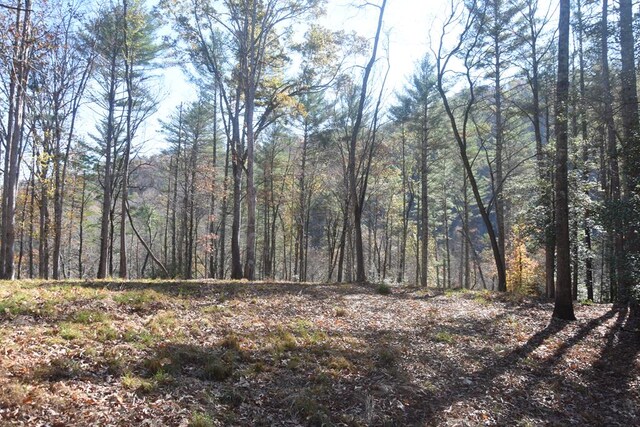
[{"xmin": 0, "ymin": 0, "xmax": 638, "ymax": 314}]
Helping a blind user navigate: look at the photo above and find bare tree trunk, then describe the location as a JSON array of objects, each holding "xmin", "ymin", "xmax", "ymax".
[
  {"xmin": 348, "ymin": 0, "xmax": 386, "ymax": 283},
  {"xmin": 600, "ymin": 0, "xmax": 620, "ymax": 302},
  {"xmin": 575, "ymin": 0, "xmax": 593, "ymax": 300},
  {"xmin": 398, "ymin": 127, "xmax": 408, "ymax": 283},
  {"xmin": 553, "ymin": 0, "xmax": 576, "ymax": 320},
  {"xmin": 38, "ymin": 173, "xmax": 49, "ymax": 279},
  {"xmin": 119, "ymin": 0, "xmax": 134, "ymax": 279},
  {"xmin": 421, "ymin": 115, "xmax": 429, "ymax": 287},
  {"xmin": 435, "ymin": 4, "xmax": 507, "ymax": 292},
  {"xmin": 443, "ymin": 178, "xmax": 451, "ymax": 289},
  {"xmin": 97, "ymin": 48, "xmax": 118, "ymax": 279},
  {"xmin": 1, "ymin": 0, "xmax": 32, "ymax": 280},
  {"xmin": 618, "ymin": 0, "xmax": 640, "ymax": 304},
  {"xmin": 78, "ymin": 173, "xmax": 86, "ymax": 278},
  {"xmin": 493, "ymin": 4, "xmax": 506, "ymax": 281},
  {"xmin": 296, "ymin": 122, "xmax": 309, "ymax": 282},
  {"xmin": 208, "ymin": 91, "xmax": 218, "ymax": 279},
  {"xmin": 219, "ymin": 136, "xmax": 230, "ymax": 279}
]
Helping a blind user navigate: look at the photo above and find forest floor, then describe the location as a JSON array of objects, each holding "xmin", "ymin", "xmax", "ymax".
[{"xmin": 0, "ymin": 280, "xmax": 638, "ymax": 426}]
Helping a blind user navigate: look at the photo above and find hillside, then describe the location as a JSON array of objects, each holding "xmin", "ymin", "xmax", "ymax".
[{"xmin": 0, "ymin": 280, "xmax": 638, "ymax": 426}]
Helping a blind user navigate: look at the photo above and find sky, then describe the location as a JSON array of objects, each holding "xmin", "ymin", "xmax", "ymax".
[{"xmin": 134, "ymin": 0, "xmax": 440, "ymax": 153}]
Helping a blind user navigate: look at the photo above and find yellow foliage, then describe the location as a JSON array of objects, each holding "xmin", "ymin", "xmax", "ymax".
[{"xmin": 506, "ymin": 225, "xmax": 541, "ymax": 295}]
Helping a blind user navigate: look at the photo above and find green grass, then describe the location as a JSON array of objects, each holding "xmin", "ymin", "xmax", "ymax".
[
  {"xmin": 270, "ymin": 328, "xmax": 298, "ymax": 353},
  {"xmin": 94, "ymin": 324, "xmax": 118, "ymax": 342},
  {"xmin": 434, "ymin": 331, "xmax": 455, "ymax": 344},
  {"xmin": 188, "ymin": 412, "xmax": 215, "ymax": 427},
  {"xmin": 0, "ymin": 291, "xmax": 57, "ymax": 318},
  {"xmin": 122, "ymin": 372, "xmax": 157, "ymax": 393},
  {"xmin": 71, "ymin": 309, "xmax": 108, "ymax": 324},
  {"xmin": 58, "ymin": 322, "xmax": 82, "ymax": 340},
  {"xmin": 113, "ymin": 290, "xmax": 162, "ymax": 311}
]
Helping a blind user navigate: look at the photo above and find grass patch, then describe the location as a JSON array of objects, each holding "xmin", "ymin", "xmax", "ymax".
[
  {"xmin": 292, "ymin": 320, "xmax": 327, "ymax": 346},
  {"xmin": 94, "ymin": 323, "xmax": 118, "ymax": 342},
  {"xmin": 202, "ymin": 354, "xmax": 234, "ymax": 381},
  {"xmin": 113, "ymin": 290, "xmax": 161, "ymax": 311},
  {"xmin": 37, "ymin": 357, "xmax": 82, "ymax": 381},
  {"xmin": 147, "ymin": 311, "xmax": 179, "ymax": 337},
  {"xmin": 327, "ymin": 355, "xmax": 353, "ymax": 372},
  {"xmin": 201, "ymin": 304, "xmax": 231, "ymax": 316},
  {"xmin": 0, "ymin": 382, "xmax": 30, "ymax": 407},
  {"xmin": 0, "ymin": 291, "xmax": 57, "ymax": 318},
  {"xmin": 334, "ymin": 307, "xmax": 347, "ymax": 317},
  {"xmin": 58, "ymin": 322, "xmax": 82, "ymax": 340},
  {"xmin": 474, "ymin": 290, "xmax": 492, "ymax": 305},
  {"xmin": 103, "ymin": 354, "xmax": 125, "ymax": 376},
  {"xmin": 270, "ymin": 328, "xmax": 298, "ymax": 353},
  {"xmin": 376, "ymin": 283, "xmax": 392, "ymax": 295},
  {"xmin": 291, "ymin": 390, "xmax": 331, "ymax": 426},
  {"xmin": 71, "ymin": 309, "xmax": 108, "ymax": 324},
  {"xmin": 220, "ymin": 333, "xmax": 241, "ymax": 351},
  {"xmin": 444, "ymin": 288, "xmax": 470, "ymax": 297},
  {"xmin": 434, "ymin": 331, "xmax": 455, "ymax": 344},
  {"xmin": 377, "ymin": 345, "xmax": 398, "ymax": 368},
  {"xmin": 122, "ymin": 372, "xmax": 156, "ymax": 393},
  {"xmin": 123, "ymin": 328, "xmax": 157, "ymax": 347},
  {"xmin": 219, "ymin": 387, "xmax": 245, "ymax": 407},
  {"xmin": 189, "ymin": 412, "xmax": 215, "ymax": 427}
]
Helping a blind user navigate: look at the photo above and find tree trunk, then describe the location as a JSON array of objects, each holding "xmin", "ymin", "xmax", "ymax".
[
  {"xmin": 119, "ymin": 0, "xmax": 134, "ymax": 279},
  {"xmin": 348, "ymin": 0, "xmax": 386, "ymax": 283},
  {"xmin": 1, "ymin": 0, "xmax": 32, "ymax": 280},
  {"xmin": 97, "ymin": 48, "xmax": 118, "ymax": 279},
  {"xmin": 618, "ymin": 0, "xmax": 640, "ymax": 304},
  {"xmin": 553, "ymin": 0, "xmax": 576, "ymax": 320},
  {"xmin": 421, "ymin": 111, "xmax": 429, "ymax": 287},
  {"xmin": 219, "ymin": 136, "xmax": 230, "ymax": 279}
]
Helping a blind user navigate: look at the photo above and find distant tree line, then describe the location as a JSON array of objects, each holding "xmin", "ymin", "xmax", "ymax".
[{"xmin": 0, "ymin": 0, "xmax": 638, "ymax": 319}]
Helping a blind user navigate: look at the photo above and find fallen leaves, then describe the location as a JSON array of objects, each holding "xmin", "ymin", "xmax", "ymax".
[{"xmin": 0, "ymin": 280, "xmax": 637, "ymax": 426}]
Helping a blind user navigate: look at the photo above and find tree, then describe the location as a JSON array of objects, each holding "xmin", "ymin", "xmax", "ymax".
[
  {"xmin": 119, "ymin": 0, "xmax": 161, "ymax": 278},
  {"xmin": 29, "ymin": 0, "xmax": 94, "ymax": 280},
  {"xmin": 88, "ymin": 0, "xmax": 158, "ymax": 279},
  {"xmin": 161, "ymin": 0, "xmax": 326, "ymax": 280},
  {"xmin": 0, "ymin": 0, "xmax": 33, "ymax": 280},
  {"xmin": 392, "ymin": 56, "xmax": 437, "ymax": 286},
  {"xmin": 552, "ymin": 0, "xmax": 575, "ymax": 321},
  {"xmin": 435, "ymin": 0, "xmax": 508, "ymax": 292},
  {"xmin": 618, "ymin": 0, "xmax": 640, "ymax": 304},
  {"xmin": 347, "ymin": 0, "xmax": 387, "ymax": 283}
]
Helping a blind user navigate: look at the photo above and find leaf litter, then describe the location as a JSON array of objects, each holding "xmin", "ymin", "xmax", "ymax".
[{"xmin": 0, "ymin": 280, "xmax": 637, "ymax": 426}]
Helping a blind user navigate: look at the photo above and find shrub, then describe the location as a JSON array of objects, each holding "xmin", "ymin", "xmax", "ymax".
[{"xmin": 376, "ymin": 283, "xmax": 392, "ymax": 295}]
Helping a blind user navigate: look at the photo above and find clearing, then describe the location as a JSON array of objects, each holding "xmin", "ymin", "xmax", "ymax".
[{"xmin": 0, "ymin": 280, "xmax": 638, "ymax": 426}]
